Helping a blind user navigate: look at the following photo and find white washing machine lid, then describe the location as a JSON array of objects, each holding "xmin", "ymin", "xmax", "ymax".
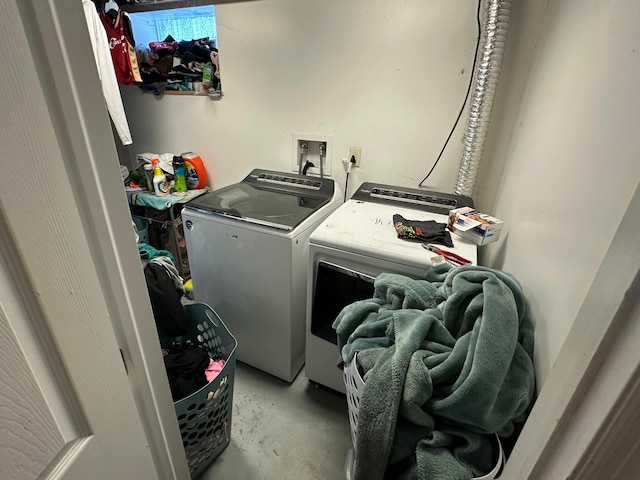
[
  {"xmin": 184, "ymin": 169, "xmax": 336, "ymax": 231},
  {"xmin": 310, "ymin": 199, "xmax": 478, "ymax": 268}
]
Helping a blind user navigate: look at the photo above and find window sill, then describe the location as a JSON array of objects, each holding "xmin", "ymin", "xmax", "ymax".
[
  {"xmin": 143, "ymin": 90, "xmax": 205, "ymax": 96},
  {"xmin": 137, "ymin": 87, "xmax": 223, "ymax": 99}
]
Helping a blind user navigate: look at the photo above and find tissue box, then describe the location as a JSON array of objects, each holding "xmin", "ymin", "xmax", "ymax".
[{"xmin": 448, "ymin": 207, "xmax": 503, "ymax": 246}]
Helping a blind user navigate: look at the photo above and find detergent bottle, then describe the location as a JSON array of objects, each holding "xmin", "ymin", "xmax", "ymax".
[
  {"xmin": 172, "ymin": 155, "xmax": 188, "ymax": 193},
  {"xmin": 152, "ymin": 158, "xmax": 170, "ymax": 196},
  {"xmin": 182, "ymin": 152, "xmax": 208, "ymax": 189}
]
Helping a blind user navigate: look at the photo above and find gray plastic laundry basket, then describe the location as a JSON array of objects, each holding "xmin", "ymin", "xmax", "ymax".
[
  {"xmin": 173, "ymin": 303, "xmax": 237, "ymax": 479},
  {"xmin": 132, "ymin": 215, "xmax": 149, "ymax": 244}
]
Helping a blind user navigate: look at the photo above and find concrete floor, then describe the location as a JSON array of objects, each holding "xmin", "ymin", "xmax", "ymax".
[{"xmin": 200, "ymin": 362, "xmax": 353, "ymax": 480}]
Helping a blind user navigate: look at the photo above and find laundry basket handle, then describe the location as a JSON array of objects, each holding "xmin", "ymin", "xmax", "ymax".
[{"xmin": 205, "ymin": 306, "xmax": 220, "ymax": 327}]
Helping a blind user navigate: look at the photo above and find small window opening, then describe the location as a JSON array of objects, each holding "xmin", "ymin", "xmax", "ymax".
[{"xmin": 129, "ymin": 6, "xmax": 221, "ymax": 96}]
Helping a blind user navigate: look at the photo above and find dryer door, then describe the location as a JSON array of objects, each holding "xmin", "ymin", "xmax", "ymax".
[
  {"xmin": 305, "ymin": 247, "xmax": 429, "ymax": 393},
  {"xmin": 310, "ymin": 261, "xmax": 375, "ymax": 346}
]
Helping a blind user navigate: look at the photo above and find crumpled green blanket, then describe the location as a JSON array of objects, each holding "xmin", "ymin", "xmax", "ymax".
[{"xmin": 333, "ymin": 264, "xmax": 535, "ymax": 480}]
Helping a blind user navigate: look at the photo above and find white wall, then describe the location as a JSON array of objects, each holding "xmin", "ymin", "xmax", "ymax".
[
  {"xmin": 118, "ymin": 0, "xmax": 640, "ymax": 390},
  {"xmin": 120, "ymin": 0, "xmax": 480, "ymax": 194},
  {"xmin": 480, "ymin": 0, "xmax": 640, "ymax": 384}
]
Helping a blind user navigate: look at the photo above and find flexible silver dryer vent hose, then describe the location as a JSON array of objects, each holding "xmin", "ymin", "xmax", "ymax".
[{"xmin": 454, "ymin": 0, "xmax": 512, "ymax": 197}]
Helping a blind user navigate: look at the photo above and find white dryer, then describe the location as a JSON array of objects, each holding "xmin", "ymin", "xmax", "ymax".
[
  {"xmin": 305, "ymin": 182, "xmax": 477, "ymax": 393},
  {"xmin": 183, "ymin": 169, "xmax": 341, "ymax": 382}
]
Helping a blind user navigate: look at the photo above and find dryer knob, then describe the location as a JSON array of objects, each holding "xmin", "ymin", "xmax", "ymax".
[{"xmin": 185, "ymin": 220, "xmax": 194, "ymax": 231}]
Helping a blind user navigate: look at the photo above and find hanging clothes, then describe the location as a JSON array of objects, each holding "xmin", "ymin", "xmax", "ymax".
[
  {"xmin": 82, "ymin": 0, "xmax": 133, "ymax": 145},
  {"xmin": 99, "ymin": 8, "xmax": 142, "ymax": 85},
  {"xmin": 143, "ymin": 260, "xmax": 188, "ymax": 339},
  {"xmin": 150, "ymin": 256, "xmax": 185, "ymax": 295}
]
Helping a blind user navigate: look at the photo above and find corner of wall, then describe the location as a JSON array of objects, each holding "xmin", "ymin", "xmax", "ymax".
[{"xmin": 473, "ymin": 0, "xmax": 550, "ymax": 215}]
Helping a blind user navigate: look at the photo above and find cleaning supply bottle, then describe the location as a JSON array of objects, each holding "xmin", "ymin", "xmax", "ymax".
[
  {"xmin": 152, "ymin": 158, "xmax": 169, "ymax": 196},
  {"xmin": 182, "ymin": 152, "xmax": 208, "ymax": 190},
  {"xmin": 172, "ymin": 155, "xmax": 187, "ymax": 193},
  {"xmin": 143, "ymin": 163, "xmax": 154, "ymax": 191}
]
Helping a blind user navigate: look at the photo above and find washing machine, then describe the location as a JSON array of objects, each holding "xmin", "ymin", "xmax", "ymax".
[
  {"xmin": 183, "ymin": 169, "xmax": 341, "ymax": 382},
  {"xmin": 305, "ymin": 182, "xmax": 477, "ymax": 393}
]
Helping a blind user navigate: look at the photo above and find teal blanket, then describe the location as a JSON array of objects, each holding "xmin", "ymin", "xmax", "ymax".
[
  {"xmin": 138, "ymin": 242, "xmax": 175, "ymax": 264},
  {"xmin": 333, "ymin": 265, "xmax": 535, "ymax": 480}
]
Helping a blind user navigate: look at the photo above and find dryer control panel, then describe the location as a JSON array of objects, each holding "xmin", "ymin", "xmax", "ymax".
[{"xmin": 352, "ymin": 183, "xmax": 474, "ymax": 215}]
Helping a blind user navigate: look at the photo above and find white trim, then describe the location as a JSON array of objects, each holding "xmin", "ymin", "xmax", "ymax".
[
  {"xmin": 564, "ymin": 278, "xmax": 640, "ymax": 479},
  {"xmin": 502, "ymin": 178, "xmax": 640, "ymax": 478},
  {"xmin": 0, "ymin": 212, "xmax": 89, "ymax": 443},
  {"xmin": 575, "ymin": 324, "xmax": 640, "ymax": 479},
  {"xmin": 41, "ymin": 438, "xmax": 92, "ymax": 479},
  {"xmin": 20, "ymin": 1, "xmax": 189, "ymax": 478}
]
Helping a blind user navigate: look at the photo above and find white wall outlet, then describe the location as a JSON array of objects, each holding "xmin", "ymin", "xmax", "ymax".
[
  {"xmin": 348, "ymin": 146, "xmax": 362, "ymax": 167},
  {"xmin": 292, "ymin": 133, "xmax": 333, "ymax": 177}
]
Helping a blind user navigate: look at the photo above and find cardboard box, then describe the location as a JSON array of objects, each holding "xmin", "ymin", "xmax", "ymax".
[{"xmin": 448, "ymin": 207, "xmax": 504, "ymax": 246}]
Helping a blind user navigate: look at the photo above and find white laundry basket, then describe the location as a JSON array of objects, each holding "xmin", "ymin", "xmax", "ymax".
[
  {"xmin": 342, "ymin": 353, "xmax": 504, "ymax": 480},
  {"xmin": 344, "ymin": 353, "xmax": 366, "ymax": 455}
]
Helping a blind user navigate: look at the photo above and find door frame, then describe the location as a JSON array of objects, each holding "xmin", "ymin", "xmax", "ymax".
[
  {"xmin": 502, "ymin": 178, "xmax": 640, "ymax": 478},
  {"xmin": 16, "ymin": 1, "xmax": 190, "ymax": 478},
  {"xmin": 27, "ymin": 0, "xmax": 640, "ymax": 478}
]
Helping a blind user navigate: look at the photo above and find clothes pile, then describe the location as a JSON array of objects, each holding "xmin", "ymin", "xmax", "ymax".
[
  {"xmin": 137, "ymin": 35, "xmax": 221, "ymax": 95},
  {"xmin": 333, "ymin": 264, "xmax": 536, "ymax": 480},
  {"xmin": 162, "ymin": 342, "xmax": 226, "ymax": 402},
  {"xmin": 138, "ymin": 238, "xmax": 223, "ymax": 402}
]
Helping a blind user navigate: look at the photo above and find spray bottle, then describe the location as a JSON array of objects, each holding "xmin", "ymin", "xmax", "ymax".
[
  {"xmin": 152, "ymin": 158, "xmax": 170, "ymax": 196},
  {"xmin": 172, "ymin": 155, "xmax": 188, "ymax": 193}
]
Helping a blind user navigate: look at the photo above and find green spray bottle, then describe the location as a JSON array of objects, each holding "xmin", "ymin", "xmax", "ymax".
[{"xmin": 173, "ymin": 155, "xmax": 188, "ymax": 193}]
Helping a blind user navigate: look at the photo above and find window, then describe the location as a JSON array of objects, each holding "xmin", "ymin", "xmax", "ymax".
[
  {"xmin": 129, "ymin": 6, "xmax": 217, "ymax": 48},
  {"xmin": 128, "ymin": 6, "xmax": 221, "ymax": 96}
]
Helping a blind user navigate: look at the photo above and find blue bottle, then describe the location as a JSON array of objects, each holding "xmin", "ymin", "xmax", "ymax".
[{"xmin": 173, "ymin": 156, "xmax": 187, "ymax": 193}]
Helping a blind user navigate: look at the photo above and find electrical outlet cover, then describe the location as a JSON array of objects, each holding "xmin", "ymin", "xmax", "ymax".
[{"xmin": 348, "ymin": 146, "xmax": 362, "ymax": 167}]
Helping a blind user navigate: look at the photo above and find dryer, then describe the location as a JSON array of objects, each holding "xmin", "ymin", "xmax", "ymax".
[
  {"xmin": 183, "ymin": 169, "xmax": 341, "ymax": 382},
  {"xmin": 305, "ymin": 182, "xmax": 477, "ymax": 393}
]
